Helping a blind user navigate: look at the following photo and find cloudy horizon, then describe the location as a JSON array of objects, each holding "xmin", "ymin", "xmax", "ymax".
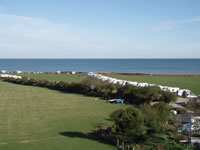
[{"xmin": 0, "ymin": 0, "xmax": 200, "ymax": 58}]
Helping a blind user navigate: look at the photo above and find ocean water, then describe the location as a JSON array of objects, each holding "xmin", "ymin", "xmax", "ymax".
[{"xmin": 0, "ymin": 59, "xmax": 200, "ymax": 74}]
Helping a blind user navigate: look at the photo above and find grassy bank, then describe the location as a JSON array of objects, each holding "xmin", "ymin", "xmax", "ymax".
[
  {"xmin": 0, "ymin": 81, "xmax": 126, "ymax": 150},
  {"xmin": 18, "ymin": 73, "xmax": 87, "ymax": 83},
  {"xmin": 103, "ymin": 73, "xmax": 200, "ymax": 94}
]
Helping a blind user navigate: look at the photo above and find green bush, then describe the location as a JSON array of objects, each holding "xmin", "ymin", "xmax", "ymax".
[
  {"xmin": 2, "ymin": 77, "xmax": 177, "ymax": 105},
  {"xmin": 160, "ymin": 91, "xmax": 177, "ymax": 103},
  {"xmin": 110, "ymin": 107, "xmax": 146, "ymax": 144}
]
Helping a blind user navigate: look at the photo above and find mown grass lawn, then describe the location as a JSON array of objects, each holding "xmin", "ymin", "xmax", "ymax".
[
  {"xmin": 0, "ymin": 81, "xmax": 126, "ymax": 150},
  {"xmin": 18, "ymin": 73, "xmax": 87, "ymax": 83},
  {"xmin": 103, "ymin": 73, "xmax": 200, "ymax": 94}
]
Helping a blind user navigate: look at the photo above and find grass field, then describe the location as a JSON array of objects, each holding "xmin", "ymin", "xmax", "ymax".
[
  {"xmin": 103, "ymin": 73, "xmax": 200, "ymax": 94},
  {"xmin": 18, "ymin": 73, "xmax": 87, "ymax": 83},
  {"xmin": 0, "ymin": 81, "xmax": 126, "ymax": 150}
]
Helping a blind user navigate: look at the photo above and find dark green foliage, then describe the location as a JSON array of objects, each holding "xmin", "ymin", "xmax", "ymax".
[
  {"xmin": 56, "ymin": 81, "xmax": 66, "ymax": 90},
  {"xmin": 139, "ymin": 103, "xmax": 161, "ymax": 133},
  {"xmin": 2, "ymin": 77, "xmax": 176, "ymax": 105},
  {"xmin": 134, "ymin": 86, "xmax": 162, "ymax": 104},
  {"xmin": 117, "ymin": 85, "xmax": 175, "ymax": 105},
  {"xmin": 20, "ymin": 77, "xmax": 30, "ymax": 85},
  {"xmin": 81, "ymin": 77, "xmax": 120, "ymax": 98},
  {"xmin": 116, "ymin": 85, "xmax": 138, "ymax": 104},
  {"xmin": 160, "ymin": 91, "xmax": 177, "ymax": 103},
  {"xmin": 110, "ymin": 107, "xmax": 146, "ymax": 144},
  {"xmin": 152, "ymin": 102, "xmax": 172, "ymax": 123},
  {"xmin": 140, "ymin": 103, "xmax": 173, "ymax": 134},
  {"xmin": 109, "ymin": 104, "xmax": 188, "ymax": 149}
]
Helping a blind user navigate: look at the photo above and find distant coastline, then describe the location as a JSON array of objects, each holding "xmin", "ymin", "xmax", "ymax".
[
  {"xmin": 102, "ymin": 72, "xmax": 200, "ymax": 76},
  {"xmin": 1, "ymin": 71, "xmax": 200, "ymax": 76},
  {"xmin": 0, "ymin": 59, "xmax": 200, "ymax": 74}
]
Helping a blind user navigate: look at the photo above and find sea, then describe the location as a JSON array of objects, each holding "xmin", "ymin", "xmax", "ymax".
[{"xmin": 0, "ymin": 59, "xmax": 200, "ymax": 74}]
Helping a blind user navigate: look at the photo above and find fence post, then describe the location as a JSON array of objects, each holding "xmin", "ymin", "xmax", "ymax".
[
  {"xmin": 132, "ymin": 145, "xmax": 135, "ymax": 150},
  {"xmin": 122, "ymin": 141, "xmax": 124, "ymax": 150},
  {"xmin": 117, "ymin": 139, "xmax": 119, "ymax": 148}
]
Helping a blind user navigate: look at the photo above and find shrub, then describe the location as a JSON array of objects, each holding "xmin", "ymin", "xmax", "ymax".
[
  {"xmin": 160, "ymin": 91, "xmax": 177, "ymax": 103},
  {"xmin": 1, "ymin": 76, "xmax": 176, "ymax": 105},
  {"xmin": 110, "ymin": 107, "xmax": 147, "ymax": 144},
  {"xmin": 152, "ymin": 102, "xmax": 172, "ymax": 123},
  {"xmin": 117, "ymin": 85, "xmax": 165, "ymax": 105}
]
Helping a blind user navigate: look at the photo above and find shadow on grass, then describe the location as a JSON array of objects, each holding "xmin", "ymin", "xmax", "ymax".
[
  {"xmin": 105, "ymin": 118, "xmax": 112, "ymax": 121},
  {"xmin": 59, "ymin": 131, "xmax": 115, "ymax": 146}
]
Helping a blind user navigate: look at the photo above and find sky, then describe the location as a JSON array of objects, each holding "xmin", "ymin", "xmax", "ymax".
[{"xmin": 0, "ymin": 0, "xmax": 200, "ymax": 58}]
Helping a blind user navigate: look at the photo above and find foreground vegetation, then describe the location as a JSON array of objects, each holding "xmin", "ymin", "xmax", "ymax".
[
  {"xmin": 108, "ymin": 103, "xmax": 190, "ymax": 150},
  {"xmin": 0, "ymin": 81, "xmax": 126, "ymax": 150},
  {"xmin": 103, "ymin": 73, "xmax": 200, "ymax": 94},
  {"xmin": 0, "ymin": 76, "xmax": 193, "ymax": 149},
  {"xmin": 0, "ymin": 75, "xmax": 193, "ymax": 149},
  {"xmin": 2, "ymin": 76, "xmax": 177, "ymax": 105}
]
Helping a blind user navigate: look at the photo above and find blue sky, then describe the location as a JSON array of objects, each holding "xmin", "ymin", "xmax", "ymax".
[{"xmin": 0, "ymin": 0, "xmax": 200, "ymax": 58}]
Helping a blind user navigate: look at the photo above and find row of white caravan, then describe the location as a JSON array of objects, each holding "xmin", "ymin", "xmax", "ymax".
[
  {"xmin": 1, "ymin": 70, "xmax": 22, "ymax": 74},
  {"xmin": 88, "ymin": 72, "xmax": 196, "ymax": 98},
  {"xmin": 0, "ymin": 74, "xmax": 22, "ymax": 79}
]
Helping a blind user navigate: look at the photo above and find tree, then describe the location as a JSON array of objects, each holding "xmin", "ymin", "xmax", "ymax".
[
  {"xmin": 160, "ymin": 91, "xmax": 177, "ymax": 103},
  {"xmin": 139, "ymin": 103, "xmax": 161, "ymax": 133},
  {"xmin": 140, "ymin": 102, "xmax": 173, "ymax": 135},
  {"xmin": 136, "ymin": 86, "xmax": 162, "ymax": 104},
  {"xmin": 153, "ymin": 102, "xmax": 172, "ymax": 123},
  {"xmin": 117, "ymin": 85, "xmax": 164, "ymax": 105},
  {"xmin": 110, "ymin": 107, "xmax": 147, "ymax": 144},
  {"xmin": 117, "ymin": 85, "xmax": 139, "ymax": 104}
]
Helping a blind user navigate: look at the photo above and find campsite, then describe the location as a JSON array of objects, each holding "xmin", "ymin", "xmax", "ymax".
[{"xmin": 1, "ymin": 72, "xmax": 200, "ymax": 149}]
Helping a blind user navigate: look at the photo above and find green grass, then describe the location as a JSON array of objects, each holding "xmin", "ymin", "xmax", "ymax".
[
  {"xmin": 0, "ymin": 81, "xmax": 126, "ymax": 150},
  {"xmin": 142, "ymin": 134, "xmax": 192, "ymax": 150},
  {"xmin": 18, "ymin": 73, "xmax": 87, "ymax": 83},
  {"xmin": 103, "ymin": 73, "xmax": 200, "ymax": 94}
]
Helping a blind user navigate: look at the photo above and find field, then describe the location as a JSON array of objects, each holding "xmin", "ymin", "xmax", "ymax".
[
  {"xmin": 103, "ymin": 73, "xmax": 200, "ymax": 94},
  {"xmin": 0, "ymin": 81, "xmax": 126, "ymax": 150},
  {"xmin": 18, "ymin": 73, "xmax": 87, "ymax": 83}
]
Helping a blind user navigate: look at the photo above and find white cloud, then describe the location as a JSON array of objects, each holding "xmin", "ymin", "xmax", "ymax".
[
  {"xmin": 183, "ymin": 17, "xmax": 200, "ymax": 23},
  {"xmin": 0, "ymin": 12, "xmax": 134, "ymax": 58},
  {"xmin": 152, "ymin": 21, "xmax": 176, "ymax": 31},
  {"xmin": 1, "ymin": 12, "xmax": 199, "ymax": 58},
  {"xmin": 0, "ymin": 12, "xmax": 49, "ymax": 25},
  {"xmin": 153, "ymin": 17, "xmax": 200, "ymax": 31}
]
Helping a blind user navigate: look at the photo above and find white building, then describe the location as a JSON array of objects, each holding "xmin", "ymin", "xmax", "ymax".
[
  {"xmin": 112, "ymin": 79, "xmax": 118, "ymax": 84},
  {"xmin": 137, "ymin": 83, "xmax": 149, "ymax": 87},
  {"xmin": 0, "ymin": 74, "xmax": 22, "ymax": 79},
  {"xmin": 148, "ymin": 84, "xmax": 156, "ymax": 87},
  {"xmin": 158, "ymin": 85, "xmax": 169, "ymax": 91},
  {"xmin": 178, "ymin": 89, "xmax": 192, "ymax": 97},
  {"xmin": 167, "ymin": 87, "xmax": 180, "ymax": 93},
  {"xmin": 86, "ymin": 73, "xmax": 197, "ymax": 99},
  {"xmin": 129, "ymin": 81, "xmax": 138, "ymax": 86},
  {"xmin": 72, "ymin": 71, "xmax": 76, "ymax": 75},
  {"xmin": 1, "ymin": 70, "xmax": 6, "ymax": 73},
  {"xmin": 56, "ymin": 71, "xmax": 61, "ymax": 74},
  {"xmin": 187, "ymin": 94, "xmax": 198, "ymax": 98},
  {"xmin": 16, "ymin": 71, "xmax": 22, "ymax": 74}
]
